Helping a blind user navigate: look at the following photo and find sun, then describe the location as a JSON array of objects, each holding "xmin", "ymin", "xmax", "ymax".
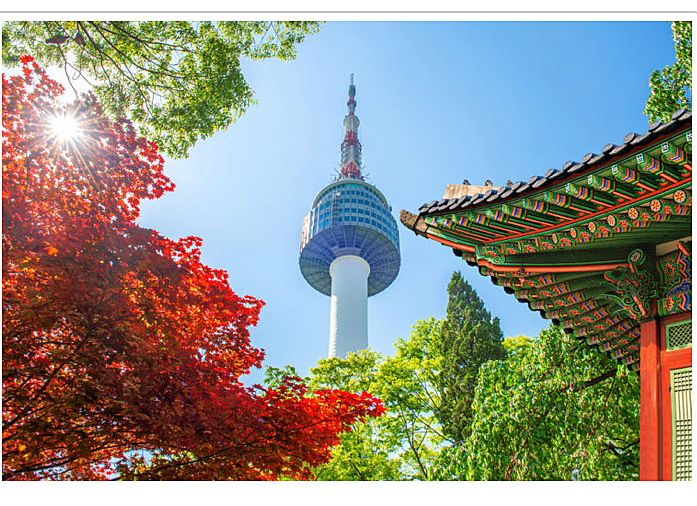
[{"xmin": 49, "ymin": 114, "xmax": 82, "ymax": 142}]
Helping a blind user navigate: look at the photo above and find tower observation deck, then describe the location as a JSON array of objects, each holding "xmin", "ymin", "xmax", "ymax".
[{"xmin": 299, "ymin": 76, "xmax": 400, "ymax": 358}]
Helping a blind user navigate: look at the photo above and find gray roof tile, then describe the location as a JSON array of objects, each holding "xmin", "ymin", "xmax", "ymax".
[
  {"xmin": 447, "ymin": 198, "xmax": 463, "ymax": 210},
  {"xmin": 531, "ymin": 177, "xmax": 548, "ymax": 188},
  {"xmin": 623, "ymin": 132, "xmax": 638, "ymax": 144},
  {"xmin": 567, "ymin": 162, "xmax": 586, "ymax": 174},
  {"xmin": 629, "ymin": 132, "xmax": 651, "ymax": 145},
  {"xmin": 514, "ymin": 182, "xmax": 531, "ymax": 194},
  {"xmin": 672, "ymin": 107, "xmax": 689, "ymax": 120},
  {"xmin": 609, "ymin": 144, "xmax": 630, "ymax": 156},
  {"xmin": 602, "ymin": 142, "xmax": 618, "ymax": 153},
  {"xmin": 589, "ymin": 153, "xmax": 607, "ymax": 165},
  {"xmin": 470, "ymin": 193, "xmax": 488, "ymax": 205},
  {"xmin": 486, "ymin": 190, "xmax": 501, "ymax": 202}
]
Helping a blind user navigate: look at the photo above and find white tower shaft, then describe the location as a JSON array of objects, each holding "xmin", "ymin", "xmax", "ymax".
[{"xmin": 328, "ymin": 255, "xmax": 370, "ymax": 358}]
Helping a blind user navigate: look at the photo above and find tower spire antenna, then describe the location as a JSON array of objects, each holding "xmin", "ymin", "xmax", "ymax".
[{"xmin": 340, "ymin": 74, "xmax": 362, "ymax": 180}]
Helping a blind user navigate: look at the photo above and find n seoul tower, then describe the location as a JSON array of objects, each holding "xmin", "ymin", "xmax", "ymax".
[{"xmin": 299, "ymin": 76, "xmax": 400, "ymax": 358}]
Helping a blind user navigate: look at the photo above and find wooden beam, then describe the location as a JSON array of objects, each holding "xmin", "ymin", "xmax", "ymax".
[{"xmin": 640, "ymin": 316, "xmax": 662, "ymax": 481}]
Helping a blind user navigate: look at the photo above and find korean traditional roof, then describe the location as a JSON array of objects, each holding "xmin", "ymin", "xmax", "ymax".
[{"xmin": 401, "ymin": 109, "xmax": 693, "ymax": 371}]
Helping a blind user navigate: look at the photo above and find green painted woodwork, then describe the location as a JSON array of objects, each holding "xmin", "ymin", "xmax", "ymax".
[
  {"xmin": 542, "ymin": 298, "xmax": 611, "ymax": 320},
  {"xmin": 519, "ymin": 200, "xmax": 570, "ymax": 221},
  {"xmin": 468, "ymin": 212, "xmax": 526, "ymax": 234},
  {"xmin": 565, "ymin": 181, "xmax": 617, "ymax": 206},
  {"xmin": 572, "ymin": 318, "xmax": 638, "ymax": 339},
  {"xmin": 484, "ymin": 209, "xmax": 529, "ymax": 232},
  {"xmin": 684, "ymin": 131, "xmax": 692, "ymax": 154},
  {"xmin": 587, "ymin": 174, "xmax": 637, "ymax": 199},
  {"xmin": 670, "ymin": 367, "xmax": 692, "ymax": 481},
  {"xmin": 492, "ymin": 272, "xmax": 564, "ymax": 288},
  {"xmin": 484, "ymin": 268, "xmax": 608, "ymax": 283},
  {"xmin": 542, "ymin": 190, "xmax": 597, "ymax": 212},
  {"xmin": 656, "ymin": 244, "xmax": 692, "ymax": 297},
  {"xmin": 657, "ymin": 293, "xmax": 692, "ymax": 316},
  {"xmin": 475, "ymin": 217, "xmax": 688, "ymax": 264},
  {"xmin": 660, "ymin": 141, "xmax": 690, "ymax": 169},
  {"xmin": 514, "ymin": 275, "xmax": 611, "ymax": 300},
  {"xmin": 476, "ymin": 246, "xmax": 632, "ymax": 268},
  {"xmin": 666, "ymin": 320, "xmax": 692, "ymax": 351},
  {"xmin": 526, "ymin": 286, "xmax": 618, "ymax": 311},
  {"xmin": 471, "ymin": 193, "xmax": 692, "ymax": 252},
  {"xmin": 586, "ymin": 335, "xmax": 640, "ymax": 358},
  {"xmin": 656, "ymin": 244, "xmax": 691, "ymax": 317},
  {"xmin": 636, "ymin": 153, "xmax": 678, "ymax": 180},
  {"xmin": 612, "ymin": 163, "xmax": 661, "ymax": 190},
  {"xmin": 603, "ymin": 249, "xmax": 660, "ymax": 319},
  {"xmin": 557, "ymin": 309, "xmax": 628, "ymax": 331},
  {"xmin": 474, "ymin": 202, "xmax": 689, "ymax": 258}
]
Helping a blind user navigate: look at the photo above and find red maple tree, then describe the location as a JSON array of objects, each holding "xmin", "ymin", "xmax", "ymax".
[{"xmin": 2, "ymin": 57, "xmax": 384, "ymax": 480}]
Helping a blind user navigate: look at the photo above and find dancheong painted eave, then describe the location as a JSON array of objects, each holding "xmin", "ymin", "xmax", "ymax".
[{"xmin": 400, "ymin": 109, "xmax": 692, "ymax": 371}]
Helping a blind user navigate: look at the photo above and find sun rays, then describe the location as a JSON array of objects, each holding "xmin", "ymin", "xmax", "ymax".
[{"xmin": 48, "ymin": 113, "xmax": 83, "ymax": 142}]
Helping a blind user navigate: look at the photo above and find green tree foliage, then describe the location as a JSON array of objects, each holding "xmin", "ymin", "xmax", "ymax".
[
  {"xmin": 432, "ymin": 325, "xmax": 640, "ymax": 481},
  {"xmin": 644, "ymin": 21, "xmax": 692, "ymax": 123},
  {"xmin": 503, "ymin": 334, "xmax": 535, "ymax": 359},
  {"xmin": 307, "ymin": 351, "xmax": 403, "ymax": 481},
  {"xmin": 2, "ymin": 21, "xmax": 321, "ymax": 158},
  {"xmin": 436, "ymin": 272, "xmax": 505, "ymax": 443},
  {"xmin": 265, "ymin": 318, "xmax": 448, "ymax": 480}
]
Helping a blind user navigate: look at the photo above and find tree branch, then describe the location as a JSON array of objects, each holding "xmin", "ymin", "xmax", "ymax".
[
  {"xmin": 348, "ymin": 458, "xmax": 367, "ymax": 480},
  {"xmin": 573, "ymin": 369, "xmax": 616, "ymax": 392},
  {"xmin": 87, "ymin": 22, "xmax": 181, "ymax": 81},
  {"xmin": 4, "ymin": 325, "xmax": 96, "ymax": 431}
]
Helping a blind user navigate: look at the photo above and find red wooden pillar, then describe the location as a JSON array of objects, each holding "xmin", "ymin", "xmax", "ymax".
[{"xmin": 640, "ymin": 316, "xmax": 661, "ymax": 480}]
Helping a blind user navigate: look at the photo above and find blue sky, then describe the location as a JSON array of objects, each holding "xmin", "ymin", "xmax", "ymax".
[{"xmin": 131, "ymin": 21, "xmax": 680, "ymax": 383}]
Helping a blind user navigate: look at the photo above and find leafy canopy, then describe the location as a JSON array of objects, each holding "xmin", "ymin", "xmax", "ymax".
[
  {"xmin": 644, "ymin": 21, "xmax": 692, "ymax": 123},
  {"xmin": 265, "ymin": 318, "xmax": 448, "ymax": 481},
  {"xmin": 2, "ymin": 58, "xmax": 382, "ymax": 480},
  {"xmin": 2, "ymin": 21, "xmax": 321, "ymax": 158},
  {"xmin": 432, "ymin": 325, "xmax": 640, "ymax": 481}
]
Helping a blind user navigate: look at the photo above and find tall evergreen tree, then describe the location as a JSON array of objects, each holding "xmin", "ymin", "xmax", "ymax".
[{"xmin": 436, "ymin": 272, "xmax": 505, "ymax": 442}]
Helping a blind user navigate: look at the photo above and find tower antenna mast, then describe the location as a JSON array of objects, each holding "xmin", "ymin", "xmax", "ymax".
[{"xmin": 340, "ymin": 74, "xmax": 362, "ymax": 180}]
